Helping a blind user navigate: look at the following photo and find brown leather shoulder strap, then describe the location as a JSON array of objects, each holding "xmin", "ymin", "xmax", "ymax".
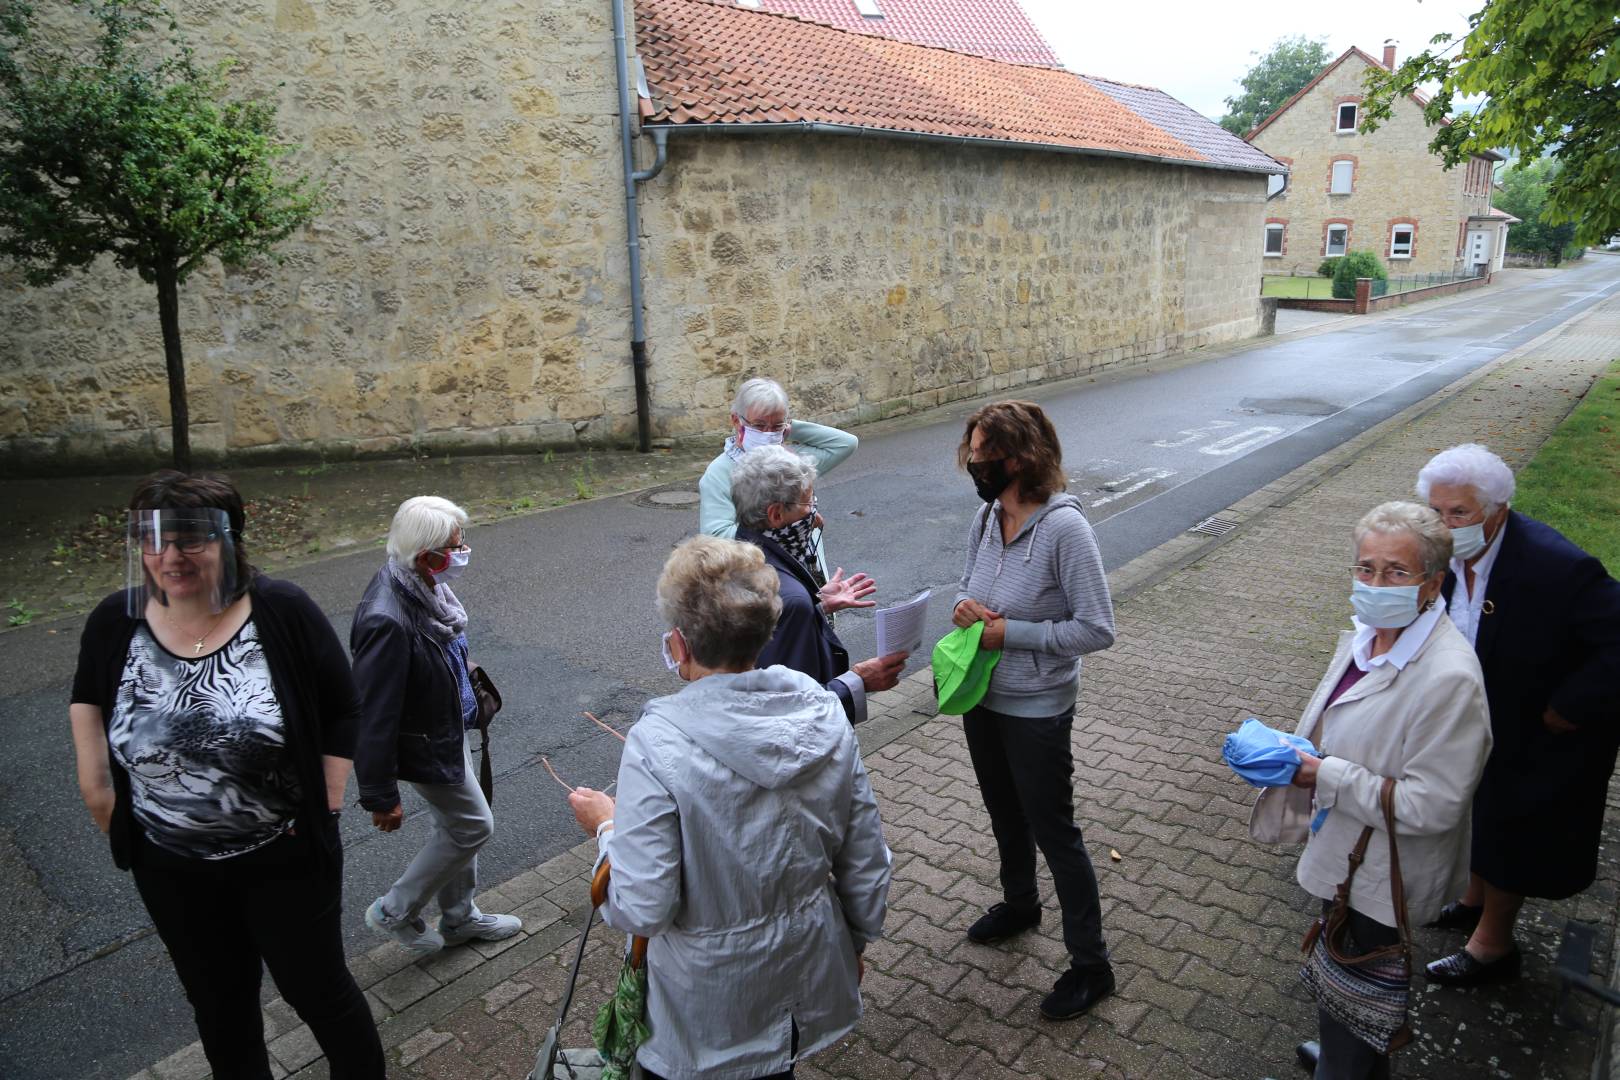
[{"xmin": 1380, "ymin": 778, "xmax": 1413, "ymax": 948}]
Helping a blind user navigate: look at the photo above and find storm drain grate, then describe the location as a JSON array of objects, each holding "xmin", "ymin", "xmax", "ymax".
[{"xmin": 1188, "ymin": 512, "xmax": 1241, "ymax": 539}]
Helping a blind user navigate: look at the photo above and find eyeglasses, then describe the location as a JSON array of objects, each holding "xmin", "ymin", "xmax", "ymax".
[
  {"xmin": 1433, "ymin": 509, "xmax": 1485, "ymax": 528},
  {"xmin": 743, "ymin": 416, "xmax": 789, "ymax": 433},
  {"xmin": 138, "ymin": 532, "xmax": 220, "ymax": 555},
  {"xmin": 1348, "ymin": 564, "xmax": 1425, "ymax": 586}
]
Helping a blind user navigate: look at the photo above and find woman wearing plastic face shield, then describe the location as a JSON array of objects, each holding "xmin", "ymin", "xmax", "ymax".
[
  {"xmin": 1249, "ymin": 502, "xmax": 1491, "ymax": 1079},
  {"xmin": 349, "ymin": 496, "xmax": 521, "ymax": 958},
  {"xmin": 68, "ymin": 470, "xmax": 384, "ymax": 1078}
]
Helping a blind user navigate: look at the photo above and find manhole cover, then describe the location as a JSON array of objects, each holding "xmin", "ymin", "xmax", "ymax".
[
  {"xmin": 635, "ymin": 485, "xmax": 702, "ymax": 509},
  {"xmin": 648, "ymin": 490, "xmax": 700, "ymax": 506}
]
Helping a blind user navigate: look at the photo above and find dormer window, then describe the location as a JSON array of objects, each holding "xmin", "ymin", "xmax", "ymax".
[
  {"xmin": 853, "ymin": 0, "xmax": 883, "ymax": 15},
  {"xmin": 1336, "ymin": 103, "xmax": 1358, "ymax": 133}
]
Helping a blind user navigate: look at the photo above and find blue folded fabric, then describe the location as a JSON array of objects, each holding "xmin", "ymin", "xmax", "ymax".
[{"xmin": 1223, "ymin": 717, "xmax": 1319, "ymax": 789}]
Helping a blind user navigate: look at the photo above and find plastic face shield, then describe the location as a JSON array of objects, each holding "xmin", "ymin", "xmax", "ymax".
[{"xmin": 126, "ymin": 508, "xmax": 239, "ymax": 617}]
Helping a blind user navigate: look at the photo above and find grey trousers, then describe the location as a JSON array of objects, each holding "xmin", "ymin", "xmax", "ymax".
[
  {"xmin": 1315, "ymin": 902, "xmax": 1401, "ymax": 1080},
  {"xmin": 381, "ymin": 734, "xmax": 493, "ymax": 926}
]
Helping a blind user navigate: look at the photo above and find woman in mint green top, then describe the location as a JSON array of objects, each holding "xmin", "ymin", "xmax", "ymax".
[{"xmin": 698, "ymin": 377, "xmax": 857, "ymax": 584}]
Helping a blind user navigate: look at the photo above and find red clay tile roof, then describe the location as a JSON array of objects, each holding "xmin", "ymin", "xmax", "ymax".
[
  {"xmin": 636, "ymin": 0, "xmax": 1286, "ymax": 174},
  {"xmin": 742, "ymin": 0, "xmax": 1061, "ymax": 67}
]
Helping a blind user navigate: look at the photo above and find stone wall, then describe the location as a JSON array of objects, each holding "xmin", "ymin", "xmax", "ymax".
[
  {"xmin": 1, "ymin": 0, "xmax": 636, "ymax": 470},
  {"xmin": 637, "ymin": 135, "xmax": 1270, "ymax": 436},
  {"xmin": 1251, "ymin": 52, "xmax": 1491, "ymax": 278},
  {"xmin": 0, "ymin": 2, "xmax": 1271, "ymax": 471}
]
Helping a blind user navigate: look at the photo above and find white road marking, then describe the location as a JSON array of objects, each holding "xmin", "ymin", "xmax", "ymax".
[
  {"xmin": 1197, "ymin": 426, "xmax": 1285, "ymax": 456},
  {"xmin": 1151, "ymin": 420, "xmax": 1235, "ymax": 448},
  {"xmin": 1088, "ymin": 467, "xmax": 1176, "ymax": 507}
]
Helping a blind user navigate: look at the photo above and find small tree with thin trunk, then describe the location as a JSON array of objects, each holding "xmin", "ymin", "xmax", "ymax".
[{"xmin": 0, "ymin": 0, "xmax": 321, "ymax": 470}]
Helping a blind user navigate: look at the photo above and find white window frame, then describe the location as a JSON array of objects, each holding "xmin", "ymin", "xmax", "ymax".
[
  {"xmin": 1390, "ymin": 225, "xmax": 1414, "ymax": 259},
  {"xmin": 1264, "ymin": 223, "xmax": 1285, "ymax": 257},
  {"xmin": 1336, "ymin": 103, "xmax": 1358, "ymax": 133},
  {"xmin": 853, "ymin": 0, "xmax": 883, "ymax": 15},
  {"xmin": 1325, "ymin": 225, "xmax": 1349, "ymax": 257},
  {"xmin": 1330, "ymin": 160, "xmax": 1354, "ymax": 195}
]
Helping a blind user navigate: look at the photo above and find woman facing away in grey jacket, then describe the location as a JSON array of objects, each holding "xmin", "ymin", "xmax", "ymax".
[
  {"xmin": 951, "ymin": 400, "xmax": 1118, "ymax": 1023},
  {"xmin": 568, "ymin": 535, "xmax": 891, "ymax": 1080},
  {"xmin": 1252, "ymin": 502, "xmax": 1491, "ymax": 1079}
]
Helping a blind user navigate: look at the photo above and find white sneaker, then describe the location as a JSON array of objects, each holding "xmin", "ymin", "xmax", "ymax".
[
  {"xmin": 439, "ymin": 911, "xmax": 523, "ymax": 946},
  {"xmin": 365, "ymin": 897, "xmax": 444, "ymax": 956}
]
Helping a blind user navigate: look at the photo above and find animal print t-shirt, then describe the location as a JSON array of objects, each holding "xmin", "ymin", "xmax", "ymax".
[{"xmin": 109, "ymin": 619, "xmax": 301, "ymax": 859}]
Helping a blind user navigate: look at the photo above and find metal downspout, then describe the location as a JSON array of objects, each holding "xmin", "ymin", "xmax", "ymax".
[{"xmin": 613, "ymin": 0, "xmax": 654, "ymax": 452}]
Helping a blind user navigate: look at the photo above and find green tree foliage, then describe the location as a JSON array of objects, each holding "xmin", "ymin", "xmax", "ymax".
[
  {"xmin": 1495, "ymin": 157, "xmax": 1582, "ymax": 263},
  {"xmin": 1360, "ymin": 0, "xmax": 1618, "ymax": 246},
  {"xmin": 1331, "ymin": 250, "xmax": 1387, "ymax": 300},
  {"xmin": 0, "ymin": 0, "xmax": 321, "ymax": 469},
  {"xmin": 1220, "ymin": 36, "xmax": 1333, "ymax": 136}
]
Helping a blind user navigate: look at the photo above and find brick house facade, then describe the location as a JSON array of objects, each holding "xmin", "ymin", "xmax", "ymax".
[{"xmin": 1246, "ymin": 45, "xmax": 1509, "ymax": 278}]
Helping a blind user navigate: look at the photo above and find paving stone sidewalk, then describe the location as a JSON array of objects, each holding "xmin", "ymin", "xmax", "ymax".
[{"xmin": 135, "ymin": 291, "xmax": 1620, "ymax": 1080}]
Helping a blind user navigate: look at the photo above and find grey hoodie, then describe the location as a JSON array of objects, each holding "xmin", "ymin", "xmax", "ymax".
[
  {"xmin": 954, "ymin": 492, "xmax": 1116, "ymax": 717},
  {"xmin": 596, "ymin": 666, "xmax": 891, "ymax": 1080}
]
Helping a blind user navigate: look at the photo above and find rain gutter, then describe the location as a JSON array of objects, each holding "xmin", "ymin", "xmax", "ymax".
[
  {"xmin": 612, "ymin": 0, "xmax": 656, "ymax": 452},
  {"xmin": 641, "ymin": 120, "xmax": 1287, "ymax": 177}
]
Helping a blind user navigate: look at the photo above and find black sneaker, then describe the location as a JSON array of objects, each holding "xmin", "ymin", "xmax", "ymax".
[
  {"xmin": 965, "ymin": 902, "xmax": 1041, "ymax": 944},
  {"xmin": 1039, "ymin": 965, "xmax": 1115, "ymax": 1021}
]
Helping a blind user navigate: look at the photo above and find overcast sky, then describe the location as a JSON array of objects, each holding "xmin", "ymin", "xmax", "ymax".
[{"xmin": 1019, "ymin": 0, "xmax": 1478, "ymax": 120}]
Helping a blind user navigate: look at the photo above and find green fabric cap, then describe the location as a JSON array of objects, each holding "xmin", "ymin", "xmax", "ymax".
[{"xmin": 932, "ymin": 623, "xmax": 1002, "ymax": 715}]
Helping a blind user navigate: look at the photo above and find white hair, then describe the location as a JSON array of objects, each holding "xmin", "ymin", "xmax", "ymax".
[
  {"xmin": 1415, "ymin": 443, "xmax": 1515, "ymax": 510},
  {"xmin": 387, "ymin": 496, "xmax": 469, "ymax": 564},
  {"xmin": 731, "ymin": 445, "xmax": 817, "ymax": 530},
  {"xmin": 1353, "ymin": 501, "xmax": 1453, "ymax": 576},
  {"xmin": 731, "ymin": 377, "xmax": 789, "ymax": 421}
]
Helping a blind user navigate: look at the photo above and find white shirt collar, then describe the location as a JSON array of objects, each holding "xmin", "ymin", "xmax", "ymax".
[
  {"xmin": 723, "ymin": 435, "xmax": 746, "ymax": 462},
  {"xmin": 1350, "ymin": 599, "xmax": 1444, "ymax": 672}
]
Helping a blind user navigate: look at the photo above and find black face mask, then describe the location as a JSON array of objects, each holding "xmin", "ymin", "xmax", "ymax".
[{"xmin": 967, "ymin": 459, "xmax": 1011, "ymax": 504}]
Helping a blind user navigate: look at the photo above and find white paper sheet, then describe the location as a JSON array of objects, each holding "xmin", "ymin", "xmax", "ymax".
[{"xmin": 874, "ymin": 589, "xmax": 931, "ymax": 660}]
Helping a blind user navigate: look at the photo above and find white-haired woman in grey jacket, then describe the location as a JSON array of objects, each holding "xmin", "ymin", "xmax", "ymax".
[
  {"xmin": 568, "ymin": 535, "xmax": 891, "ymax": 1080},
  {"xmin": 951, "ymin": 400, "xmax": 1118, "ymax": 1023}
]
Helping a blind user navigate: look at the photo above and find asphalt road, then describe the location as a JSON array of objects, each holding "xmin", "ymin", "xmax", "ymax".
[{"xmin": 3, "ymin": 256, "xmax": 1618, "ymax": 1078}]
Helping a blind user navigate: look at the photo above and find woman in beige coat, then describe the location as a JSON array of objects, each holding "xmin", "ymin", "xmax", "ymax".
[{"xmin": 1252, "ymin": 502, "xmax": 1491, "ymax": 1080}]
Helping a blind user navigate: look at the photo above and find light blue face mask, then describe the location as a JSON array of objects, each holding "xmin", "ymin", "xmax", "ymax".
[
  {"xmin": 1450, "ymin": 521, "xmax": 1487, "ymax": 561},
  {"xmin": 1350, "ymin": 580, "xmax": 1423, "ymax": 629},
  {"xmin": 661, "ymin": 629, "xmax": 681, "ymax": 672}
]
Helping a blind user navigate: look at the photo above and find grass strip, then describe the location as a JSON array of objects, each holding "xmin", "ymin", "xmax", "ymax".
[{"xmin": 1513, "ymin": 358, "xmax": 1620, "ymax": 574}]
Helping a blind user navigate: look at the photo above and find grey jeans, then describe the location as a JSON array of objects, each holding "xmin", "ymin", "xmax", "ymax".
[
  {"xmin": 1315, "ymin": 901, "xmax": 1401, "ymax": 1080},
  {"xmin": 381, "ymin": 734, "xmax": 493, "ymax": 926}
]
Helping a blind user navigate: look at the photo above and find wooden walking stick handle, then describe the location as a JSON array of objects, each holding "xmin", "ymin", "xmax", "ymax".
[{"xmin": 591, "ymin": 859, "xmax": 649, "ymax": 969}]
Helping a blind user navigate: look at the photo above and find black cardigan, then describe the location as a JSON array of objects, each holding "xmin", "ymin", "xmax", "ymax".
[{"xmin": 70, "ymin": 575, "xmax": 361, "ymax": 871}]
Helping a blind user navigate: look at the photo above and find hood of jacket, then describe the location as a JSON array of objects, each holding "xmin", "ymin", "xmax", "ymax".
[{"xmin": 643, "ymin": 665, "xmax": 848, "ymax": 790}]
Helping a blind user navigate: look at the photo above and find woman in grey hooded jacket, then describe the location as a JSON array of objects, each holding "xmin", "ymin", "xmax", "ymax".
[
  {"xmin": 952, "ymin": 400, "xmax": 1118, "ymax": 1022},
  {"xmin": 569, "ymin": 535, "xmax": 891, "ymax": 1080}
]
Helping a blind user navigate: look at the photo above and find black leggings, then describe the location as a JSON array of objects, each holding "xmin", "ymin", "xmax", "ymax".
[
  {"xmin": 130, "ymin": 821, "xmax": 385, "ymax": 1080},
  {"xmin": 964, "ymin": 704, "xmax": 1110, "ymax": 971}
]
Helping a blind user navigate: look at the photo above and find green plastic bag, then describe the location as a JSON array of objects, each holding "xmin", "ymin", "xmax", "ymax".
[
  {"xmin": 591, "ymin": 949, "xmax": 650, "ymax": 1080},
  {"xmin": 932, "ymin": 622, "xmax": 1002, "ymax": 714}
]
